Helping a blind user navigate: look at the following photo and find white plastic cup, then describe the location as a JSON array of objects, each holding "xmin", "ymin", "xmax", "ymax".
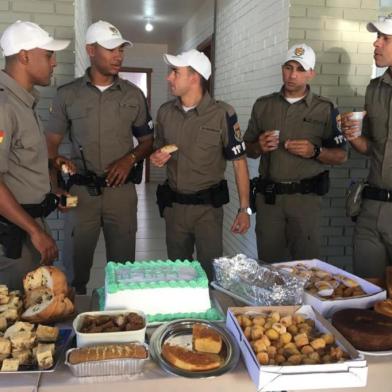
[
  {"xmin": 271, "ymin": 129, "xmax": 280, "ymax": 141},
  {"xmin": 348, "ymin": 112, "xmax": 365, "ymax": 137}
]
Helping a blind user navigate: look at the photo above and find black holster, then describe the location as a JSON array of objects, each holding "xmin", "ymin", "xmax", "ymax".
[
  {"xmin": 156, "ymin": 182, "xmax": 173, "ymax": 217},
  {"xmin": 209, "ymin": 180, "xmax": 229, "ymax": 208},
  {"xmin": 0, "ymin": 193, "xmax": 59, "ymax": 259},
  {"xmin": 127, "ymin": 160, "xmax": 144, "ymax": 185},
  {"xmin": 249, "ymin": 178, "xmax": 258, "ymax": 213},
  {"xmin": 0, "ymin": 221, "xmax": 25, "ymax": 259}
]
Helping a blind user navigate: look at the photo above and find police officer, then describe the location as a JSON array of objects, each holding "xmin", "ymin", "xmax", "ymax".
[
  {"xmin": 244, "ymin": 44, "xmax": 347, "ymax": 263},
  {"xmin": 0, "ymin": 21, "xmax": 70, "ymax": 289},
  {"xmin": 46, "ymin": 21, "xmax": 154, "ymax": 294},
  {"xmin": 150, "ymin": 49, "xmax": 251, "ymax": 281},
  {"xmin": 342, "ymin": 16, "xmax": 392, "ymax": 279}
]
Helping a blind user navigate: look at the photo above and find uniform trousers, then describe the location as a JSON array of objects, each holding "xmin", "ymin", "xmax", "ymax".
[
  {"xmin": 163, "ymin": 203, "xmax": 223, "ymax": 282},
  {"xmin": 353, "ymin": 199, "xmax": 392, "ymax": 278},
  {"xmin": 255, "ymin": 193, "xmax": 321, "ymax": 263},
  {"xmin": 64, "ymin": 183, "xmax": 137, "ymax": 292},
  {"xmin": 0, "ymin": 218, "xmax": 48, "ymax": 290}
]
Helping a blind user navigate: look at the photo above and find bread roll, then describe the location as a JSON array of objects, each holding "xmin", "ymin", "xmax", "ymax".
[
  {"xmin": 161, "ymin": 144, "xmax": 178, "ymax": 154},
  {"xmin": 23, "ymin": 266, "xmax": 68, "ymax": 297},
  {"xmin": 68, "ymin": 343, "xmax": 148, "ymax": 364}
]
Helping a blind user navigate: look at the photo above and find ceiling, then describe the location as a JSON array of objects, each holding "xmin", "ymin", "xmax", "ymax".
[{"xmin": 91, "ymin": 0, "xmax": 206, "ymax": 45}]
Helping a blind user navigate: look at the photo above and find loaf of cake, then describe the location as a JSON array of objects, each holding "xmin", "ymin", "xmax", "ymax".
[{"xmin": 68, "ymin": 343, "xmax": 148, "ymax": 364}]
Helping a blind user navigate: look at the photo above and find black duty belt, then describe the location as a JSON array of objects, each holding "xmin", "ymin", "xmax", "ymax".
[
  {"xmin": 0, "ymin": 193, "xmax": 59, "ymax": 223},
  {"xmin": 68, "ymin": 173, "xmax": 108, "ymax": 188},
  {"xmin": 363, "ymin": 185, "xmax": 392, "ymax": 202},
  {"xmin": 257, "ymin": 176, "xmax": 321, "ymax": 195}
]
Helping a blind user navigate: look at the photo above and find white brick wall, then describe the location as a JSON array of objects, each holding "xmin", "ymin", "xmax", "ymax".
[
  {"xmin": 0, "ymin": 1, "xmax": 76, "ymax": 258},
  {"xmin": 288, "ymin": 0, "xmax": 386, "ymax": 270},
  {"xmin": 74, "ymin": 0, "xmax": 91, "ymax": 77},
  {"xmin": 214, "ymin": 0, "xmax": 290, "ymax": 259}
]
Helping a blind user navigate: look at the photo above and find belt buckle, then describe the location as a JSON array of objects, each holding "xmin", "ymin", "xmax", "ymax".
[{"xmin": 387, "ymin": 191, "xmax": 391, "ymax": 201}]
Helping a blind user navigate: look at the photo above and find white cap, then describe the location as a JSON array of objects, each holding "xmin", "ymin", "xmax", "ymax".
[
  {"xmin": 284, "ymin": 43, "xmax": 316, "ymax": 71},
  {"xmin": 163, "ymin": 49, "xmax": 211, "ymax": 80},
  {"xmin": 86, "ymin": 20, "xmax": 132, "ymax": 49},
  {"xmin": 0, "ymin": 20, "xmax": 70, "ymax": 56},
  {"xmin": 367, "ymin": 14, "xmax": 392, "ymax": 35}
]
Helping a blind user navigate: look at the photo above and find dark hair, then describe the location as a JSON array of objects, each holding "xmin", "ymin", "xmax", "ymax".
[{"xmin": 188, "ymin": 66, "xmax": 208, "ymax": 94}]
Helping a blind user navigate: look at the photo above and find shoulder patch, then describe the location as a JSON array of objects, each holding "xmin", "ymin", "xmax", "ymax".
[{"xmin": 0, "ymin": 130, "xmax": 5, "ymax": 143}]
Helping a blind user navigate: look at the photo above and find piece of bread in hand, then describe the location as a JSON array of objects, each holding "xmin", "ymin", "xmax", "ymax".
[
  {"xmin": 23, "ymin": 266, "xmax": 68, "ymax": 297},
  {"xmin": 192, "ymin": 323, "xmax": 223, "ymax": 354},
  {"xmin": 36, "ymin": 324, "xmax": 59, "ymax": 343},
  {"xmin": 161, "ymin": 144, "xmax": 178, "ymax": 154}
]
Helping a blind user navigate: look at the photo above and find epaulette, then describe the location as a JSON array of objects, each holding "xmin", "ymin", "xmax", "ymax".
[
  {"xmin": 57, "ymin": 76, "xmax": 83, "ymax": 91},
  {"xmin": 255, "ymin": 92, "xmax": 279, "ymax": 103},
  {"xmin": 314, "ymin": 94, "xmax": 335, "ymax": 108}
]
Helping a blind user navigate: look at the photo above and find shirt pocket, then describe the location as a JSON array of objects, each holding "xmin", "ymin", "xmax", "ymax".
[
  {"xmin": 119, "ymin": 99, "xmax": 138, "ymax": 124},
  {"xmin": 67, "ymin": 106, "xmax": 94, "ymax": 145},
  {"xmin": 301, "ymin": 116, "xmax": 325, "ymax": 144},
  {"xmin": 197, "ymin": 127, "xmax": 221, "ymax": 148},
  {"xmin": 366, "ymin": 104, "xmax": 388, "ymax": 142}
]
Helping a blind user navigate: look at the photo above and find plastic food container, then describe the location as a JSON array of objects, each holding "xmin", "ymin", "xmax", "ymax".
[{"xmin": 73, "ymin": 310, "xmax": 146, "ymax": 348}]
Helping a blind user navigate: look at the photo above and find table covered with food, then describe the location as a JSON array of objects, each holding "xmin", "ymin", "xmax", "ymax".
[{"xmin": 0, "ymin": 256, "xmax": 391, "ymax": 392}]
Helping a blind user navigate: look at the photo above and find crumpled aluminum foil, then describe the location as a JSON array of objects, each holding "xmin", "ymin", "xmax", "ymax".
[{"xmin": 213, "ymin": 254, "xmax": 306, "ymax": 305}]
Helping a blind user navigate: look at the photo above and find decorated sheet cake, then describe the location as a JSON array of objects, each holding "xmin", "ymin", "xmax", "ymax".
[{"xmin": 103, "ymin": 260, "xmax": 221, "ymax": 322}]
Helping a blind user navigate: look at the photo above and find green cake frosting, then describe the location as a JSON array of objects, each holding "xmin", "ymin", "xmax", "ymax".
[
  {"xmin": 105, "ymin": 259, "xmax": 209, "ymax": 293},
  {"xmin": 96, "ymin": 287, "xmax": 224, "ymax": 323}
]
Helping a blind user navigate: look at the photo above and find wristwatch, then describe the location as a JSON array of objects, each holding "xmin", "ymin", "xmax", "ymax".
[
  {"xmin": 238, "ymin": 207, "xmax": 252, "ymax": 215},
  {"xmin": 312, "ymin": 145, "xmax": 322, "ymax": 159},
  {"xmin": 129, "ymin": 152, "xmax": 137, "ymax": 162}
]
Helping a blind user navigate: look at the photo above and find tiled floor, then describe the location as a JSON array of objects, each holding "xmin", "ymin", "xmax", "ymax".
[{"xmin": 87, "ymin": 182, "xmax": 167, "ymax": 293}]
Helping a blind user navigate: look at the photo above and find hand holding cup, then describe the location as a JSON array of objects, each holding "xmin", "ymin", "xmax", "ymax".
[
  {"xmin": 259, "ymin": 130, "xmax": 280, "ymax": 153},
  {"xmin": 341, "ymin": 111, "xmax": 366, "ymax": 141}
]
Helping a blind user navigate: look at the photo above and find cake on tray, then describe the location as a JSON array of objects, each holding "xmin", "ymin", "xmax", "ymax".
[{"xmin": 104, "ymin": 260, "xmax": 217, "ymax": 322}]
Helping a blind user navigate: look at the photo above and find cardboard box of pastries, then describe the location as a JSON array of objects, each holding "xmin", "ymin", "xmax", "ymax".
[
  {"xmin": 273, "ymin": 259, "xmax": 386, "ymax": 318},
  {"xmin": 226, "ymin": 305, "xmax": 368, "ymax": 391},
  {"xmin": 73, "ymin": 310, "xmax": 146, "ymax": 348}
]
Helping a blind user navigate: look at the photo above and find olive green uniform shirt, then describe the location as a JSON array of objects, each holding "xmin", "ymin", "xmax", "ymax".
[
  {"xmin": 363, "ymin": 70, "xmax": 392, "ymax": 189},
  {"xmin": 0, "ymin": 71, "xmax": 49, "ymax": 204},
  {"xmin": 154, "ymin": 92, "xmax": 246, "ymax": 193},
  {"xmin": 46, "ymin": 70, "xmax": 153, "ymax": 175},
  {"xmin": 243, "ymin": 88, "xmax": 345, "ymax": 182}
]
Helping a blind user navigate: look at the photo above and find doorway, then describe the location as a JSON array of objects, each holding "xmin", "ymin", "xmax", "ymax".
[{"xmin": 119, "ymin": 67, "xmax": 153, "ymax": 182}]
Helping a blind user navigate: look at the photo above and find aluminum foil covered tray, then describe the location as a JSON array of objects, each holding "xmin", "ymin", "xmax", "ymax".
[
  {"xmin": 213, "ymin": 254, "xmax": 306, "ymax": 306},
  {"xmin": 65, "ymin": 343, "xmax": 149, "ymax": 377}
]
